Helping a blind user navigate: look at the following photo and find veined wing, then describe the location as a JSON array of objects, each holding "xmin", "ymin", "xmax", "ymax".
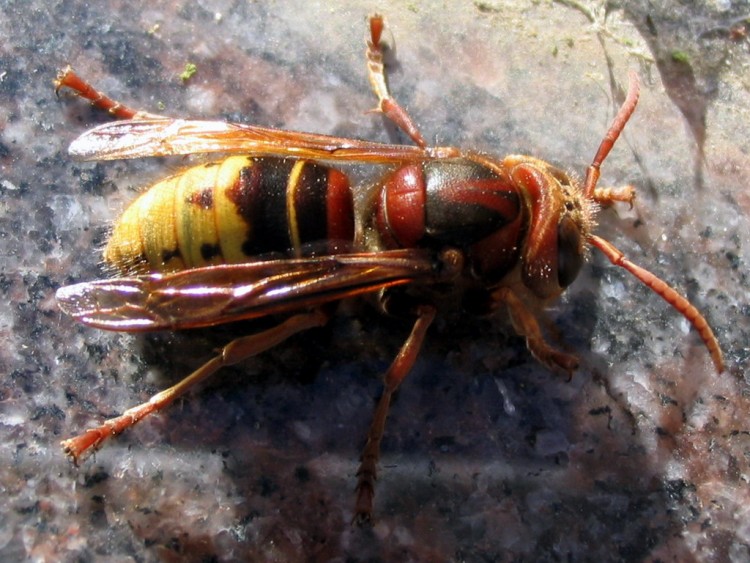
[
  {"xmin": 56, "ymin": 249, "xmax": 437, "ymax": 331},
  {"xmin": 68, "ymin": 118, "xmax": 461, "ymax": 163}
]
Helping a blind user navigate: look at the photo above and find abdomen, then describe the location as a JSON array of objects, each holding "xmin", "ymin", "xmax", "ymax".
[{"xmin": 104, "ymin": 155, "xmax": 354, "ymax": 274}]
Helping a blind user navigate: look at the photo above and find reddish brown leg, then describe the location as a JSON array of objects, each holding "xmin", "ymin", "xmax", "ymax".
[
  {"xmin": 589, "ymin": 235, "xmax": 724, "ymax": 373},
  {"xmin": 61, "ymin": 309, "xmax": 329, "ymax": 464},
  {"xmin": 593, "ymin": 184, "xmax": 636, "ymax": 208},
  {"xmin": 55, "ymin": 65, "xmax": 164, "ymax": 120},
  {"xmin": 366, "ymin": 14, "xmax": 427, "ymax": 148},
  {"xmin": 492, "ymin": 287, "xmax": 579, "ymax": 376},
  {"xmin": 354, "ymin": 304, "xmax": 436, "ymax": 524}
]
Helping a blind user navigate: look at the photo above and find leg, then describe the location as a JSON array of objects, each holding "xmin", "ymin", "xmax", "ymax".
[
  {"xmin": 353, "ymin": 304, "xmax": 436, "ymax": 524},
  {"xmin": 592, "ymin": 184, "xmax": 636, "ymax": 208},
  {"xmin": 55, "ymin": 65, "xmax": 165, "ymax": 120},
  {"xmin": 492, "ymin": 287, "xmax": 579, "ymax": 376},
  {"xmin": 61, "ymin": 309, "xmax": 329, "ymax": 464},
  {"xmin": 366, "ymin": 14, "xmax": 427, "ymax": 148}
]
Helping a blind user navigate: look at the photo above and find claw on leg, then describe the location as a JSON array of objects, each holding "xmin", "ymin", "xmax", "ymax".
[
  {"xmin": 492, "ymin": 287, "xmax": 579, "ymax": 376},
  {"xmin": 55, "ymin": 65, "xmax": 164, "ymax": 120},
  {"xmin": 353, "ymin": 304, "xmax": 436, "ymax": 524},
  {"xmin": 366, "ymin": 14, "xmax": 427, "ymax": 148},
  {"xmin": 62, "ymin": 310, "xmax": 329, "ymax": 463}
]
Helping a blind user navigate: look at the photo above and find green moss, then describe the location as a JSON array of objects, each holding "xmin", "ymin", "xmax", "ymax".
[
  {"xmin": 670, "ymin": 50, "xmax": 690, "ymax": 64},
  {"xmin": 179, "ymin": 62, "xmax": 198, "ymax": 82}
]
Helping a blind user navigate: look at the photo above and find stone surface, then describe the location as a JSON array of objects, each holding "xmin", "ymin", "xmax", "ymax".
[{"xmin": 2, "ymin": 0, "xmax": 749, "ymax": 560}]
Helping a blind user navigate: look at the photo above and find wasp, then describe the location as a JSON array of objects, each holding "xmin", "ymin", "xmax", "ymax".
[{"xmin": 55, "ymin": 14, "xmax": 724, "ymax": 523}]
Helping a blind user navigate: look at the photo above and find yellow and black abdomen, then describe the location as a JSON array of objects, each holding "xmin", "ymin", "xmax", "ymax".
[{"xmin": 104, "ymin": 155, "xmax": 354, "ymax": 274}]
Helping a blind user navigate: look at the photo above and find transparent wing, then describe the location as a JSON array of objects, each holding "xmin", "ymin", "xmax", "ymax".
[
  {"xmin": 57, "ymin": 249, "xmax": 437, "ymax": 331},
  {"xmin": 68, "ymin": 118, "xmax": 460, "ymax": 163}
]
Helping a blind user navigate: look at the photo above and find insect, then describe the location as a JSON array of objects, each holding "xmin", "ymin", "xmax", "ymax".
[{"xmin": 55, "ymin": 14, "xmax": 724, "ymax": 523}]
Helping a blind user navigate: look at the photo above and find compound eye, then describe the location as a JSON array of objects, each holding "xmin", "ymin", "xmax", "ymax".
[{"xmin": 557, "ymin": 215, "xmax": 584, "ymax": 288}]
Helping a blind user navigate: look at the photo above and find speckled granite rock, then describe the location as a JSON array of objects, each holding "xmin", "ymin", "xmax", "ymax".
[{"xmin": 2, "ymin": 1, "xmax": 748, "ymax": 561}]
